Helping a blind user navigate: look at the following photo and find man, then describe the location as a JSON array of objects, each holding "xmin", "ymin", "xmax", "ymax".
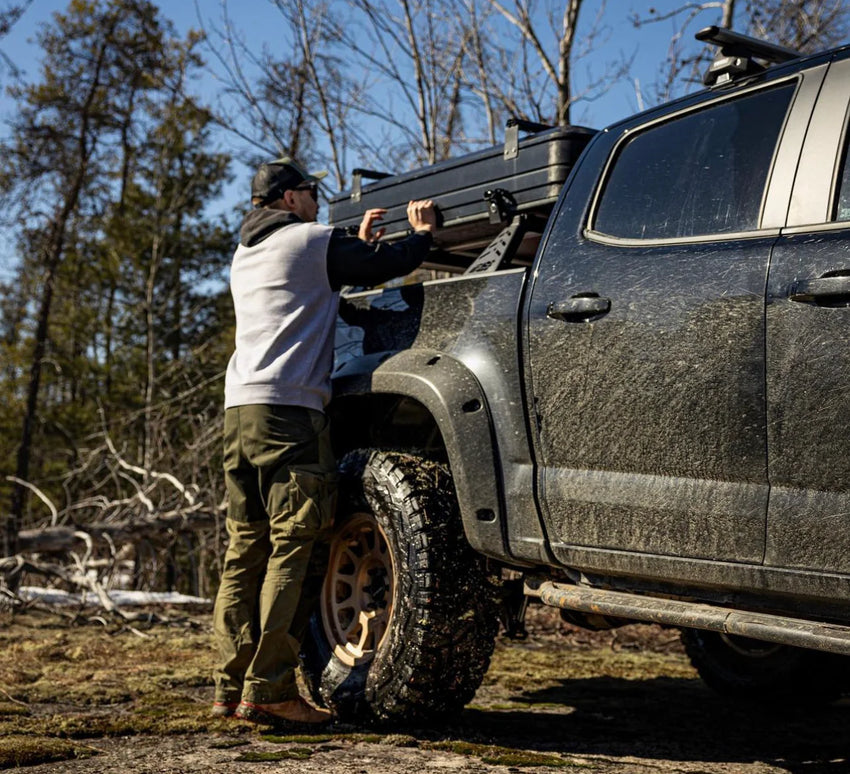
[{"xmin": 212, "ymin": 157, "xmax": 437, "ymax": 726}]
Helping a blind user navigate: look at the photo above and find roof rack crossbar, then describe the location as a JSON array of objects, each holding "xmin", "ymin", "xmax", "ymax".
[{"xmin": 696, "ymin": 26, "xmax": 800, "ymax": 86}]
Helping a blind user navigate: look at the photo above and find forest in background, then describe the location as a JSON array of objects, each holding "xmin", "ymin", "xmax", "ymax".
[{"xmin": 0, "ymin": 0, "xmax": 845, "ymax": 607}]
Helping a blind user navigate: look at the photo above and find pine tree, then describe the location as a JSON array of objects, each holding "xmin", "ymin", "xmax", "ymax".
[{"xmin": 0, "ymin": 0, "xmax": 232, "ymax": 560}]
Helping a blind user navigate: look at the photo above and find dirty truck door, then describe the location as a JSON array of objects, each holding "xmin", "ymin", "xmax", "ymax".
[
  {"xmin": 524, "ymin": 80, "xmax": 800, "ymax": 567},
  {"xmin": 765, "ymin": 57, "xmax": 850, "ymax": 576}
]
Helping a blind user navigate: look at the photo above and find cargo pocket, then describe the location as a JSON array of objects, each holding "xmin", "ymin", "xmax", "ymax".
[{"xmin": 271, "ymin": 468, "xmax": 338, "ymax": 539}]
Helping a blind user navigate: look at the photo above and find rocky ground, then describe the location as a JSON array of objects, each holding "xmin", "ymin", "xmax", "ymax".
[{"xmin": 1, "ymin": 604, "xmax": 848, "ymax": 773}]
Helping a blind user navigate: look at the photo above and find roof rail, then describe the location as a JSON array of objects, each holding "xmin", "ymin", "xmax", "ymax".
[{"xmin": 696, "ymin": 26, "xmax": 800, "ymax": 86}]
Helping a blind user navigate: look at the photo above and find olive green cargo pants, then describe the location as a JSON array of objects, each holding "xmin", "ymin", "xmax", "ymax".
[{"xmin": 212, "ymin": 404, "xmax": 336, "ymax": 705}]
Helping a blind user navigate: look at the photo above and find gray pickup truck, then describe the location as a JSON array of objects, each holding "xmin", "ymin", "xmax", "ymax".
[{"xmin": 302, "ymin": 27, "xmax": 850, "ymax": 722}]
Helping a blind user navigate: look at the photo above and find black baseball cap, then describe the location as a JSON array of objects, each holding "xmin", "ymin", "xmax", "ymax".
[{"xmin": 251, "ymin": 156, "xmax": 328, "ymax": 206}]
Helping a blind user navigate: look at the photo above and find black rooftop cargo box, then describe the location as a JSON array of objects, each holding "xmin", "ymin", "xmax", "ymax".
[{"xmin": 328, "ymin": 121, "xmax": 596, "ymax": 271}]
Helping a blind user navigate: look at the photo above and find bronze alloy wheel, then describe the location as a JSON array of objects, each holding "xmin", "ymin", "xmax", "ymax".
[
  {"xmin": 320, "ymin": 511, "xmax": 395, "ymax": 667},
  {"xmin": 302, "ymin": 450, "xmax": 499, "ymax": 721}
]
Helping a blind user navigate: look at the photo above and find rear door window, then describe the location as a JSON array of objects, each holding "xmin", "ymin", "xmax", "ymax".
[
  {"xmin": 835, "ymin": 126, "xmax": 850, "ymax": 221},
  {"xmin": 593, "ymin": 83, "xmax": 796, "ymax": 240}
]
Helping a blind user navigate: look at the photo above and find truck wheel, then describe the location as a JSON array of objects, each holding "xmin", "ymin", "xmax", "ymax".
[
  {"xmin": 301, "ymin": 449, "xmax": 499, "ymax": 722},
  {"xmin": 681, "ymin": 628, "xmax": 844, "ymax": 703}
]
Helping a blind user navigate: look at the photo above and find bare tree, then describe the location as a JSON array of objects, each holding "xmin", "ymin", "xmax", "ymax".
[
  {"xmin": 633, "ymin": 2, "xmax": 734, "ymax": 102},
  {"xmin": 483, "ymin": 0, "xmax": 582, "ymax": 125},
  {"xmin": 199, "ymin": 0, "xmax": 364, "ymax": 188},
  {"xmin": 746, "ymin": 0, "xmax": 848, "ymax": 51},
  {"xmin": 202, "ymin": 0, "xmax": 478, "ymax": 176},
  {"xmin": 463, "ymin": 0, "xmax": 500, "ymax": 144},
  {"xmin": 203, "ymin": 0, "xmax": 638, "ymax": 181},
  {"xmin": 635, "ymin": 0, "xmax": 848, "ymax": 103},
  {"xmin": 338, "ymin": 0, "xmax": 473, "ymax": 165},
  {"xmin": 461, "ymin": 0, "xmax": 631, "ymax": 129},
  {"xmin": 273, "ymin": 0, "xmax": 359, "ymax": 185},
  {"xmin": 198, "ymin": 0, "xmax": 318, "ymax": 161}
]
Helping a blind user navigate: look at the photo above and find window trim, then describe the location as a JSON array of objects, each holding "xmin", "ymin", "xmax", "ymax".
[
  {"xmin": 584, "ymin": 74, "xmax": 806, "ymax": 246},
  {"xmin": 788, "ymin": 57, "xmax": 850, "ymax": 227},
  {"xmin": 781, "ymin": 220, "xmax": 850, "ymax": 237},
  {"xmin": 586, "ymin": 227, "xmax": 784, "ymax": 249}
]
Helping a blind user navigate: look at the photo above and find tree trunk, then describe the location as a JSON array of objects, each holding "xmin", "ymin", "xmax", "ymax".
[
  {"xmin": 556, "ymin": 0, "xmax": 582, "ymax": 125},
  {"xmin": 7, "ymin": 237, "xmax": 60, "ymax": 557},
  {"xmin": 5, "ymin": 36, "xmax": 110, "ymax": 561}
]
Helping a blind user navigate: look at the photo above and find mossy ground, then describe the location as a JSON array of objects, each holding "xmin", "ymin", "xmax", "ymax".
[
  {"xmin": 0, "ymin": 737, "xmax": 98, "ymax": 768},
  {"xmin": 0, "ymin": 609, "xmax": 233, "ymax": 767},
  {"xmin": 0, "ymin": 606, "xmax": 689, "ymax": 769},
  {"xmin": 1, "ymin": 606, "xmax": 849, "ymax": 772}
]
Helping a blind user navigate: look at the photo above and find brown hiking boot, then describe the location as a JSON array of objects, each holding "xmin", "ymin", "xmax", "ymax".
[
  {"xmin": 235, "ymin": 696, "xmax": 332, "ymax": 726},
  {"xmin": 210, "ymin": 700, "xmax": 239, "ymax": 718}
]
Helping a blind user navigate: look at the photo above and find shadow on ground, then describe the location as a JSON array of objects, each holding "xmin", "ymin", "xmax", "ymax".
[{"xmin": 429, "ymin": 675, "xmax": 850, "ymax": 773}]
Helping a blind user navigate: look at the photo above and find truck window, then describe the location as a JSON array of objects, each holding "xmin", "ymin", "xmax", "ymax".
[
  {"xmin": 836, "ymin": 126, "xmax": 850, "ymax": 221},
  {"xmin": 593, "ymin": 82, "xmax": 796, "ymax": 240}
]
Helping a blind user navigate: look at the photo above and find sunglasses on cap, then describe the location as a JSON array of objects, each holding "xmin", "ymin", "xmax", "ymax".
[{"xmin": 294, "ymin": 182, "xmax": 318, "ymax": 201}]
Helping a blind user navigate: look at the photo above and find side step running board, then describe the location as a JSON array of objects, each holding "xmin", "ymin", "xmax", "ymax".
[{"xmin": 527, "ymin": 580, "xmax": 850, "ymax": 657}]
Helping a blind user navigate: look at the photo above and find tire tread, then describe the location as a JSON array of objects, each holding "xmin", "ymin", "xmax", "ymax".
[{"xmin": 302, "ymin": 449, "xmax": 499, "ymax": 722}]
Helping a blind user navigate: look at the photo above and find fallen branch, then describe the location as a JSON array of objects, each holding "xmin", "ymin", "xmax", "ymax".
[
  {"xmin": 0, "ymin": 555, "xmax": 131, "ymax": 618},
  {"xmin": 6, "ymin": 441, "xmax": 225, "ymax": 605},
  {"xmin": 9, "ymin": 508, "xmax": 221, "ymax": 558}
]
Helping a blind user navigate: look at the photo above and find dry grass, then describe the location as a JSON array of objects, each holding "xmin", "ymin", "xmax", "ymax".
[
  {"xmin": 0, "ymin": 604, "xmax": 693, "ymax": 768},
  {"xmin": 0, "ymin": 608, "xmax": 233, "ymax": 766},
  {"xmin": 2, "ymin": 605, "xmax": 848, "ymax": 772}
]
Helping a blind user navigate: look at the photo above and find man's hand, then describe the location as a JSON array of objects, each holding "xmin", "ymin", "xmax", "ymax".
[
  {"xmin": 358, "ymin": 208, "xmax": 387, "ymax": 242},
  {"xmin": 407, "ymin": 199, "xmax": 437, "ymax": 233}
]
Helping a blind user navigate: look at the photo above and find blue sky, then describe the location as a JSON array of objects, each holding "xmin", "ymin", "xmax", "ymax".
[
  {"xmin": 0, "ymin": 0, "xmax": 730, "ymax": 216},
  {"xmin": 0, "ymin": 1, "xmax": 726, "ymax": 126}
]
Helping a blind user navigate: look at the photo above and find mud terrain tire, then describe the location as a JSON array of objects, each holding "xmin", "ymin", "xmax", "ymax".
[
  {"xmin": 301, "ymin": 449, "xmax": 499, "ymax": 722},
  {"xmin": 681, "ymin": 628, "xmax": 844, "ymax": 703}
]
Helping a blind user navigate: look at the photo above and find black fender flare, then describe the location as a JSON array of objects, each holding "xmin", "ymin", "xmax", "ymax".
[{"xmin": 331, "ymin": 348, "xmax": 507, "ymax": 559}]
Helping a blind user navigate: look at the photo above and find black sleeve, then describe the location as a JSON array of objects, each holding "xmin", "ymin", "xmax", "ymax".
[{"xmin": 326, "ymin": 228, "xmax": 433, "ymax": 291}]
